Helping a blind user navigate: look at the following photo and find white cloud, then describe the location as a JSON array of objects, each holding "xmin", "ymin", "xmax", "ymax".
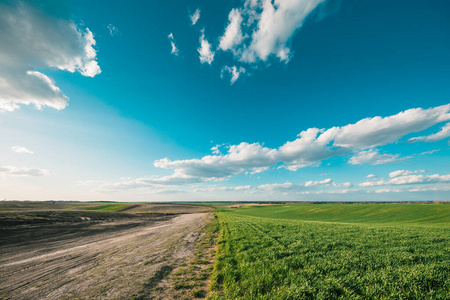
[
  {"xmin": 210, "ymin": 143, "xmax": 229, "ymax": 155},
  {"xmin": 168, "ymin": 33, "xmax": 179, "ymax": 56},
  {"xmin": 349, "ymin": 149, "xmax": 408, "ymax": 165},
  {"xmin": 155, "ymin": 142, "xmax": 277, "ymax": 179},
  {"xmin": 198, "ymin": 30, "xmax": 215, "ymax": 64},
  {"xmin": 375, "ymin": 189, "xmax": 401, "ymax": 194},
  {"xmin": 171, "ymin": 44, "xmax": 179, "ymax": 55},
  {"xmin": 221, "ymin": 65, "xmax": 246, "ymax": 84},
  {"xmin": 258, "ymin": 178, "xmax": 351, "ymax": 194},
  {"xmin": 389, "ymin": 169, "xmax": 426, "ymax": 178},
  {"xmin": 218, "ymin": 9, "xmax": 244, "ymax": 52},
  {"xmin": 389, "ymin": 170, "xmax": 408, "ymax": 178},
  {"xmin": 420, "ymin": 149, "xmax": 440, "ymax": 155},
  {"xmin": 332, "ymin": 105, "xmax": 450, "ymax": 149},
  {"xmin": 11, "ymin": 146, "xmax": 33, "ymax": 154},
  {"xmin": 359, "ymin": 173, "xmax": 450, "ymax": 187},
  {"xmin": 277, "ymin": 127, "xmax": 346, "ymax": 171},
  {"xmin": 427, "ymin": 174, "xmax": 450, "ymax": 182},
  {"xmin": 211, "ymin": 145, "xmax": 221, "ymax": 154},
  {"xmin": 259, "ymin": 182, "xmax": 295, "ymax": 191},
  {"xmin": 190, "ymin": 8, "xmax": 201, "ymax": 25},
  {"xmin": 89, "ymin": 104, "xmax": 450, "ymax": 197},
  {"xmin": 218, "ymin": 0, "xmax": 325, "ymax": 63},
  {"xmin": 389, "ymin": 175, "xmax": 426, "ymax": 185},
  {"xmin": 321, "ymin": 189, "xmax": 352, "ymax": 194},
  {"xmin": 330, "ymin": 181, "xmax": 352, "ymax": 188},
  {"xmin": 359, "ymin": 180, "xmax": 384, "ymax": 187},
  {"xmin": 258, "ymin": 182, "xmax": 356, "ymax": 195},
  {"xmin": 304, "ymin": 178, "xmax": 331, "ymax": 187},
  {"xmin": 409, "ymin": 185, "xmax": 450, "ymax": 192},
  {"xmin": 98, "ymin": 175, "xmax": 254, "ymax": 194},
  {"xmin": 0, "ymin": 166, "xmax": 50, "ymax": 177},
  {"xmin": 194, "ymin": 185, "xmax": 252, "ymax": 192},
  {"xmin": 153, "ymin": 104, "xmax": 450, "ymax": 180},
  {"xmin": 248, "ymin": 167, "xmax": 270, "ymax": 175},
  {"xmin": 99, "ymin": 174, "xmax": 203, "ymax": 191},
  {"xmin": 408, "ymin": 122, "xmax": 450, "ymax": 143},
  {"xmin": 0, "ymin": 1, "xmax": 101, "ymax": 112},
  {"xmin": 97, "ymin": 174, "xmax": 351, "ymax": 197},
  {"xmin": 366, "ymin": 174, "xmax": 376, "ymax": 178},
  {"xmin": 107, "ymin": 24, "xmax": 119, "ymax": 36}
]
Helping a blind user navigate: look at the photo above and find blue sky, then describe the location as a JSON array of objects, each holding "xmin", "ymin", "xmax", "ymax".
[{"xmin": 0, "ymin": 0, "xmax": 449, "ymax": 201}]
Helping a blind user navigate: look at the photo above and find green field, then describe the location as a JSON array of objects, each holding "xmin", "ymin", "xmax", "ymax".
[
  {"xmin": 210, "ymin": 204, "xmax": 450, "ymax": 299},
  {"xmin": 83, "ymin": 204, "xmax": 133, "ymax": 211}
]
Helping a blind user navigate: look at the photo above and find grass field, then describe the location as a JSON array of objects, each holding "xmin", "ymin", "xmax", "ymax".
[
  {"xmin": 210, "ymin": 204, "xmax": 450, "ymax": 299},
  {"xmin": 83, "ymin": 204, "xmax": 133, "ymax": 211}
]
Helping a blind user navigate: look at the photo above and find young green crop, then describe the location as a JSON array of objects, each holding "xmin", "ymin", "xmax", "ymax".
[
  {"xmin": 84, "ymin": 204, "xmax": 132, "ymax": 211},
  {"xmin": 219, "ymin": 203, "xmax": 450, "ymax": 225},
  {"xmin": 210, "ymin": 204, "xmax": 450, "ymax": 299}
]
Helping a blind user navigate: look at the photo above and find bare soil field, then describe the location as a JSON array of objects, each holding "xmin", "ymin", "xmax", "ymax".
[{"xmin": 0, "ymin": 202, "xmax": 215, "ymax": 299}]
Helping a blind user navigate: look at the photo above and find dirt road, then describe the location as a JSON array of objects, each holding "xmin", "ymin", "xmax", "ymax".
[{"xmin": 0, "ymin": 212, "xmax": 210, "ymax": 299}]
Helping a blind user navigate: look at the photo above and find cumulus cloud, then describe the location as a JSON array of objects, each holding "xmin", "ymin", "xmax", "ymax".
[
  {"xmin": 211, "ymin": 144, "xmax": 227, "ymax": 155},
  {"xmin": 190, "ymin": 8, "xmax": 201, "ymax": 25},
  {"xmin": 0, "ymin": 166, "xmax": 50, "ymax": 177},
  {"xmin": 259, "ymin": 182, "xmax": 295, "ymax": 191},
  {"xmin": 389, "ymin": 170, "xmax": 408, "ymax": 178},
  {"xmin": 389, "ymin": 175, "xmax": 426, "ymax": 185},
  {"xmin": 349, "ymin": 149, "xmax": 408, "ymax": 165},
  {"xmin": 375, "ymin": 189, "xmax": 401, "ymax": 194},
  {"xmin": 0, "ymin": 1, "xmax": 101, "ymax": 112},
  {"xmin": 409, "ymin": 185, "xmax": 450, "ymax": 192},
  {"xmin": 198, "ymin": 30, "xmax": 215, "ymax": 64},
  {"xmin": 168, "ymin": 33, "xmax": 179, "ymax": 56},
  {"xmin": 340, "ymin": 182, "xmax": 352, "ymax": 188},
  {"xmin": 304, "ymin": 178, "xmax": 331, "ymax": 187},
  {"xmin": 153, "ymin": 104, "xmax": 450, "ymax": 180},
  {"xmin": 221, "ymin": 65, "xmax": 246, "ymax": 84},
  {"xmin": 155, "ymin": 142, "xmax": 277, "ymax": 179},
  {"xmin": 259, "ymin": 178, "xmax": 340, "ymax": 191},
  {"xmin": 276, "ymin": 127, "xmax": 347, "ymax": 171},
  {"xmin": 332, "ymin": 105, "xmax": 450, "ymax": 149},
  {"xmin": 329, "ymin": 181, "xmax": 352, "ymax": 188},
  {"xmin": 218, "ymin": 9, "xmax": 244, "ymax": 52},
  {"xmin": 359, "ymin": 173, "xmax": 450, "ymax": 187},
  {"xmin": 389, "ymin": 169, "xmax": 426, "ymax": 178},
  {"xmin": 217, "ymin": 0, "xmax": 325, "ymax": 63},
  {"xmin": 211, "ymin": 146, "xmax": 220, "ymax": 154},
  {"xmin": 258, "ymin": 180, "xmax": 352, "ymax": 195},
  {"xmin": 11, "ymin": 145, "xmax": 33, "ymax": 154},
  {"xmin": 107, "ymin": 24, "xmax": 119, "ymax": 36},
  {"xmin": 366, "ymin": 174, "xmax": 376, "ymax": 178},
  {"xmin": 247, "ymin": 167, "xmax": 269, "ymax": 175},
  {"xmin": 407, "ymin": 122, "xmax": 450, "ymax": 143}
]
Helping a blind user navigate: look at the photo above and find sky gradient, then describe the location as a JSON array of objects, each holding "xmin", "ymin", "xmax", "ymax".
[{"xmin": 0, "ymin": 0, "xmax": 449, "ymax": 202}]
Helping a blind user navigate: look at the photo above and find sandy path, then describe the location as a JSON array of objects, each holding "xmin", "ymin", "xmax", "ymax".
[{"xmin": 0, "ymin": 213, "xmax": 209, "ymax": 299}]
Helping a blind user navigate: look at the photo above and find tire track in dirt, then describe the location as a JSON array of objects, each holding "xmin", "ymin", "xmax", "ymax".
[
  {"xmin": 0, "ymin": 213, "xmax": 209, "ymax": 299},
  {"xmin": 2, "ymin": 224, "xmax": 170, "ymax": 268}
]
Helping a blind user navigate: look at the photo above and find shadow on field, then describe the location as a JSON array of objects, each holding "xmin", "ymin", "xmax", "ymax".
[{"xmin": 136, "ymin": 265, "xmax": 174, "ymax": 299}]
